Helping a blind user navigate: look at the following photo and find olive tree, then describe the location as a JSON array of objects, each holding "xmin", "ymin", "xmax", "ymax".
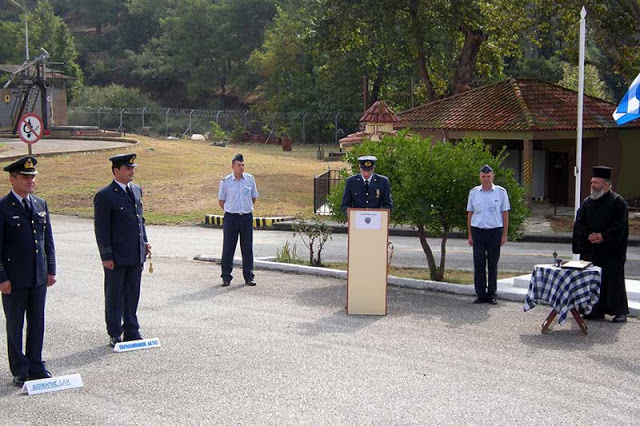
[{"xmin": 327, "ymin": 133, "xmax": 529, "ymax": 281}]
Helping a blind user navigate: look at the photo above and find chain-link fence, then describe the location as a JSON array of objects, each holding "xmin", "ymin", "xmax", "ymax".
[{"xmin": 67, "ymin": 107, "xmax": 363, "ymax": 144}]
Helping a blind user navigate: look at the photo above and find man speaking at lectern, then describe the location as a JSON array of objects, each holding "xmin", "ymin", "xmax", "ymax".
[{"xmin": 341, "ymin": 156, "xmax": 393, "ymax": 213}]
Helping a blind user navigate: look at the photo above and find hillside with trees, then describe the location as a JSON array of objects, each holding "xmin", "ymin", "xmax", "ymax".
[{"xmin": 1, "ymin": 0, "xmax": 639, "ymax": 129}]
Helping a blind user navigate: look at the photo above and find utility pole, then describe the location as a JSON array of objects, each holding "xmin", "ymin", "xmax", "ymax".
[
  {"xmin": 9, "ymin": 0, "xmax": 29, "ymax": 61},
  {"xmin": 573, "ymin": 6, "xmax": 587, "ymax": 260}
]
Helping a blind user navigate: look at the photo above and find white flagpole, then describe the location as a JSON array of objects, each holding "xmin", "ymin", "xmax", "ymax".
[{"xmin": 573, "ymin": 6, "xmax": 587, "ymax": 260}]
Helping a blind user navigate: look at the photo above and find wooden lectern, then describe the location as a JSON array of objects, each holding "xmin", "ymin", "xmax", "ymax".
[{"xmin": 346, "ymin": 208, "xmax": 390, "ymax": 315}]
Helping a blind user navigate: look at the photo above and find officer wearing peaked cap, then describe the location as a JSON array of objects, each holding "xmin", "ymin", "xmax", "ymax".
[
  {"xmin": 109, "ymin": 153, "xmax": 138, "ymax": 167},
  {"xmin": 0, "ymin": 156, "xmax": 56, "ymax": 386},
  {"xmin": 341, "ymin": 155, "xmax": 393, "ymax": 213},
  {"xmin": 94, "ymin": 153, "xmax": 151, "ymax": 347}
]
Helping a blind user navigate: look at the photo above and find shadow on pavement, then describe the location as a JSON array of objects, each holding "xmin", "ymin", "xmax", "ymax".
[
  {"xmin": 519, "ymin": 319, "xmax": 623, "ymax": 351},
  {"xmin": 167, "ymin": 283, "xmax": 243, "ymax": 305},
  {"xmin": 388, "ymin": 287, "xmax": 491, "ymax": 327},
  {"xmin": 293, "ymin": 280, "xmax": 491, "ymax": 330},
  {"xmin": 47, "ymin": 346, "xmax": 113, "ymax": 370},
  {"xmin": 298, "ymin": 309, "xmax": 381, "ymax": 336}
]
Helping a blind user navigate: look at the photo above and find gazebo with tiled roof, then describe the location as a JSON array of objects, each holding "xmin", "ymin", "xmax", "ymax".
[
  {"xmin": 395, "ymin": 77, "xmax": 640, "ymax": 205},
  {"xmin": 339, "ymin": 100, "xmax": 398, "ymax": 149}
]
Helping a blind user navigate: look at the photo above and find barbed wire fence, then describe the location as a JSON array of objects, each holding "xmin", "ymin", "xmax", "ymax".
[{"xmin": 67, "ymin": 107, "xmax": 363, "ymax": 144}]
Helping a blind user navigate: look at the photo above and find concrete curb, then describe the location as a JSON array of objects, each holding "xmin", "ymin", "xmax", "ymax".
[
  {"xmin": 193, "ymin": 255, "xmax": 639, "ymax": 316},
  {"xmin": 194, "ymin": 255, "xmax": 505, "ymax": 300}
]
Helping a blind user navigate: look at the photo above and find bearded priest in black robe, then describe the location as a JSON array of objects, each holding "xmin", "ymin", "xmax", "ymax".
[{"xmin": 572, "ymin": 166, "xmax": 629, "ymax": 323}]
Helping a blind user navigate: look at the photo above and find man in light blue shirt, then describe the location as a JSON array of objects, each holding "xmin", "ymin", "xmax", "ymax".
[
  {"xmin": 218, "ymin": 153, "xmax": 259, "ymax": 287},
  {"xmin": 466, "ymin": 164, "xmax": 510, "ymax": 304}
]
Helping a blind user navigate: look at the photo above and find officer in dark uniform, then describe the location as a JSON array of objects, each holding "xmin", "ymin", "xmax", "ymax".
[
  {"xmin": 341, "ymin": 156, "xmax": 393, "ymax": 213},
  {"xmin": 0, "ymin": 156, "xmax": 56, "ymax": 386},
  {"xmin": 94, "ymin": 153, "xmax": 151, "ymax": 347}
]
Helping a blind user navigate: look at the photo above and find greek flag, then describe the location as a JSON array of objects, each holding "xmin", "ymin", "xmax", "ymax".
[{"xmin": 613, "ymin": 72, "xmax": 640, "ymax": 125}]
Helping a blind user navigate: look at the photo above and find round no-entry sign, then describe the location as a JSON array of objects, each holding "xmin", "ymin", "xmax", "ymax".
[{"xmin": 18, "ymin": 113, "xmax": 44, "ymax": 144}]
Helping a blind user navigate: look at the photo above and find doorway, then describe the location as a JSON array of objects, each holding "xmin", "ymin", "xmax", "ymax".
[{"xmin": 547, "ymin": 152, "xmax": 569, "ymax": 205}]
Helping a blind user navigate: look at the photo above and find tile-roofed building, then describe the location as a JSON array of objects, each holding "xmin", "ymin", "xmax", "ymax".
[
  {"xmin": 397, "ymin": 77, "xmax": 635, "ymax": 133},
  {"xmin": 339, "ymin": 100, "xmax": 398, "ymax": 149},
  {"xmin": 395, "ymin": 77, "xmax": 640, "ymax": 205}
]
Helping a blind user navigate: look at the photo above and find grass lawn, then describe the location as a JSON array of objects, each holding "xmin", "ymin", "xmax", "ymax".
[{"xmin": 3, "ymin": 136, "xmax": 343, "ymax": 225}]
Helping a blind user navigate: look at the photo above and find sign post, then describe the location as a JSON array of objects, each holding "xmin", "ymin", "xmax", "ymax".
[{"xmin": 18, "ymin": 113, "xmax": 44, "ymax": 155}]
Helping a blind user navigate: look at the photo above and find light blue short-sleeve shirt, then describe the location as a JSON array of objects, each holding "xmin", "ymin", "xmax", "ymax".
[
  {"xmin": 467, "ymin": 184, "xmax": 510, "ymax": 229},
  {"xmin": 218, "ymin": 172, "xmax": 259, "ymax": 214}
]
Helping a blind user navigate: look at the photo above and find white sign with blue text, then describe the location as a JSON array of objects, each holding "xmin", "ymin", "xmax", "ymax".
[
  {"xmin": 355, "ymin": 211, "xmax": 382, "ymax": 230},
  {"xmin": 114, "ymin": 338, "xmax": 161, "ymax": 353},
  {"xmin": 22, "ymin": 373, "xmax": 83, "ymax": 395}
]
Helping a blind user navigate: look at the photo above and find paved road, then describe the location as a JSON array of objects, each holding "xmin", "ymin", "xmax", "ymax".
[
  {"xmin": 56, "ymin": 215, "xmax": 640, "ymax": 279},
  {"xmin": 0, "ymin": 216, "xmax": 639, "ymax": 424},
  {"xmin": 0, "ymin": 138, "xmax": 133, "ymax": 160}
]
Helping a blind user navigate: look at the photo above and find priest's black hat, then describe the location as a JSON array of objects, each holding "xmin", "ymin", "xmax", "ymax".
[{"xmin": 592, "ymin": 166, "xmax": 612, "ymax": 180}]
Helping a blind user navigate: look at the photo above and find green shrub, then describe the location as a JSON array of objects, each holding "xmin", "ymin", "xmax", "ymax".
[
  {"xmin": 209, "ymin": 121, "xmax": 229, "ymax": 141},
  {"xmin": 71, "ymin": 84, "xmax": 158, "ymax": 109}
]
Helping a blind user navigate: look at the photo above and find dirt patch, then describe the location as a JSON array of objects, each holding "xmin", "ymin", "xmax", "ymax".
[{"xmin": 3, "ymin": 136, "xmax": 340, "ymax": 225}]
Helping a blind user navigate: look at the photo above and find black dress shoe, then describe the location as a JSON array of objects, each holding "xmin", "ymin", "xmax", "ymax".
[
  {"xmin": 109, "ymin": 336, "xmax": 122, "ymax": 347},
  {"xmin": 473, "ymin": 297, "xmax": 485, "ymax": 304},
  {"xmin": 12, "ymin": 375, "xmax": 27, "ymax": 387},
  {"xmin": 489, "ymin": 298, "xmax": 498, "ymax": 305},
  {"xmin": 28, "ymin": 369, "xmax": 52, "ymax": 380},
  {"xmin": 123, "ymin": 334, "xmax": 143, "ymax": 342},
  {"xmin": 221, "ymin": 280, "xmax": 231, "ymax": 287},
  {"xmin": 245, "ymin": 279, "xmax": 256, "ymax": 286},
  {"xmin": 612, "ymin": 314, "xmax": 627, "ymax": 323},
  {"xmin": 583, "ymin": 312, "xmax": 605, "ymax": 320}
]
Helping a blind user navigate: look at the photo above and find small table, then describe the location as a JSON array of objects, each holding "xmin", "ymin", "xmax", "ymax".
[{"xmin": 524, "ymin": 264, "xmax": 601, "ymax": 335}]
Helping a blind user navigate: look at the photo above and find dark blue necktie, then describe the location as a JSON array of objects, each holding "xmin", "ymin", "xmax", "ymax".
[
  {"xmin": 364, "ymin": 180, "xmax": 370, "ymax": 193},
  {"xmin": 126, "ymin": 186, "xmax": 135, "ymax": 202},
  {"xmin": 22, "ymin": 197, "xmax": 32, "ymax": 216}
]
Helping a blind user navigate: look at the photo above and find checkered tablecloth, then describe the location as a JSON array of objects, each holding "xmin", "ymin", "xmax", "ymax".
[{"xmin": 524, "ymin": 264, "xmax": 601, "ymax": 324}]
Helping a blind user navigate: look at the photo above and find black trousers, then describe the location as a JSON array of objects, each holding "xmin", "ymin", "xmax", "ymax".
[
  {"xmin": 472, "ymin": 226, "xmax": 503, "ymax": 299},
  {"xmin": 589, "ymin": 256, "xmax": 629, "ymax": 316},
  {"xmin": 104, "ymin": 264, "xmax": 142, "ymax": 339},
  {"xmin": 2, "ymin": 285, "xmax": 47, "ymax": 377},
  {"xmin": 221, "ymin": 212, "xmax": 254, "ymax": 283}
]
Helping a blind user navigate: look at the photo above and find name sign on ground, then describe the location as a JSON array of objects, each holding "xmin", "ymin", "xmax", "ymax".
[
  {"xmin": 22, "ymin": 373, "xmax": 83, "ymax": 395},
  {"xmin": 114, "ymin": 337, "xmax": 161, "ymax": 353}
]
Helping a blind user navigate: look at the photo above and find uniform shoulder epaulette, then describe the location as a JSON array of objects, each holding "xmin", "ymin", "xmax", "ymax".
[
  {"xmin": 243, "ymin": 172, "xmax": 254, "ymax": 179},
  {"xmin": 221, "ymin": 173, "xmax": 233, "ymax": 182}
]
